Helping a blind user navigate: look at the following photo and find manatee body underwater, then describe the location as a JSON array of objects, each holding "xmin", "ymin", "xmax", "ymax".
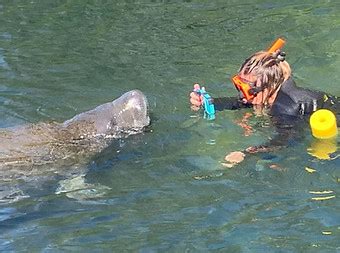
[{"xmin": 0, "ymin": 89, "xmax": 150, "ymax": 202}]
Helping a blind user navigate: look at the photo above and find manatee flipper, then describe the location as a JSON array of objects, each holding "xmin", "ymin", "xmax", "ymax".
[{"xmin": 55, "ymin": 174, "xmax": 111, "ymax": 200}]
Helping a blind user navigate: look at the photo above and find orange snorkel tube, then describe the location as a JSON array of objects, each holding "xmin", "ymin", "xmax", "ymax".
[{"xmin": 267, "ymin": 37, "xmax": 286, "ymax": 53}]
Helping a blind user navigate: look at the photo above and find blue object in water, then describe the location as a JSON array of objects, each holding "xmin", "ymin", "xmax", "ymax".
[{"xmin": 194, "ymin": 88, "xmax": 215, "ymax": 120}]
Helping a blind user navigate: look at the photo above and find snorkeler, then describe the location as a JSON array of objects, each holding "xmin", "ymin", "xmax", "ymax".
[{"xmin": 189, "ymin": 38, "xmax": 339, "ymax": 167}]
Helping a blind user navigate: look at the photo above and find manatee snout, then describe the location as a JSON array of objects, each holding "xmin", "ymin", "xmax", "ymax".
[{"xmin": 112, "ymin": 89, "xmax": 150, "ymax": 131}]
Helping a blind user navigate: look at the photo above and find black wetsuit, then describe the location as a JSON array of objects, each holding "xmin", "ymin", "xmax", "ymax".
[
  {"xmin": 213, "ymin": 77, "xmax": 339, "ymax": 151},
  {"xmin": 271, "ymin": 77, "xmax": 339, "ymax": 121}
]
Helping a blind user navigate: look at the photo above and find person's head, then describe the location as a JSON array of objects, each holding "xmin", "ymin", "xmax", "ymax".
[{"xmin": 233, "ymin": 50, "xmax": 292, "ymax": 106}]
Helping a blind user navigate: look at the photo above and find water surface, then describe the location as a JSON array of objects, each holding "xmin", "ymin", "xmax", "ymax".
[{"xmin": 0, "ymin": 0, "xmax": 339, "ymax": 252}]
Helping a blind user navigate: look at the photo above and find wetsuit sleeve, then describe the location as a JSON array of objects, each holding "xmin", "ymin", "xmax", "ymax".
[
  {"xmin": 213, "ymin": 97, "xmax": 251, "ymax": 111},
  {"xmin": 321, "ymin": 95, "xmax": 340, "ymax": 125}
]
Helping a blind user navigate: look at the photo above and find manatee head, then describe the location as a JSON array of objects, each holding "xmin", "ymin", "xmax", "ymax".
[
  {"xmin": 62, "ymin": 89, "xmax": 150, "ymax": 138},
  {"xmin": 109, "ymin": 89, "xmax": 150, "ymax": 135}
]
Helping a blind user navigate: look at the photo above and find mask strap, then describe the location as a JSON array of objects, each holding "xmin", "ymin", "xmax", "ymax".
[{"xmin": 249, "ymin": 86, "xmax": 264, "ymax": 96}]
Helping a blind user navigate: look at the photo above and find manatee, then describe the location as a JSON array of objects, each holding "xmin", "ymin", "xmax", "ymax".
[{"xmin": 0, "ymin": 89, "xmax": 150, "ymax": 201}]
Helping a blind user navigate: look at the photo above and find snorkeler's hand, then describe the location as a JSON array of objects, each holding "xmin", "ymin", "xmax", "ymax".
[
  {"xmin": 222, "ymin": 151, "xmax": 245, "ymax": 168},
  {"xmin": 190, "ymin": 83, "xmax": 204, "ymax": 111}
]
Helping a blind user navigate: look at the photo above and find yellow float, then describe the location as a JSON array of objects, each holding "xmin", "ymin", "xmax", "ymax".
[
  {"xmin": 308, "ymin": 109, "xmax": 338, "ymax": 159},
  {"xmin": 310, "ymin": 109, "xmax": 337, "ymax": 139}
]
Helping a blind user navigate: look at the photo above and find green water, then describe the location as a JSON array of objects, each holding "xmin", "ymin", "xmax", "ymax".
[{"xmin": 0, "ymin": 0, "xmax": 339, "ymax": 252}]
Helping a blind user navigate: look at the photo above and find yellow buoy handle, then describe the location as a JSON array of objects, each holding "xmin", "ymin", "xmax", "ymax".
[{"xmin": 310, "ymin": 109, "xmax": 338, "ymax": 139}]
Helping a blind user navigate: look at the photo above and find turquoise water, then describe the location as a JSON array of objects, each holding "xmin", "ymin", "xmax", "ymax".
[{"xmin": 0, "ymin": 0, "xmax": 339, "ymax": 252}]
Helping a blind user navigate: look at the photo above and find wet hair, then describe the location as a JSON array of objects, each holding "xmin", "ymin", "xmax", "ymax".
[{"xmin": 239, "ymin": 50, "xmax": 292, "ymax": 101}]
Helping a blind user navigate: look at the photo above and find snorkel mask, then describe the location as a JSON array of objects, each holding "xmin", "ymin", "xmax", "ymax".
[
  {"xmin": 231, "ymin": 75, "xmax": 261, "ymax": 101},
  {"xmin": 231, "ymin": 37, "xmax": 286, "ymax": 101}
]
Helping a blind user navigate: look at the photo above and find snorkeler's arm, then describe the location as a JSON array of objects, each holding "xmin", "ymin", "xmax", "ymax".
[
  {"xmin": 212, "ymin": 97, "xmax": 251, "ymax": 111},
  {"xmin": 223, "ymin": 115, "xmax": 305, "ymax": 167},
  {"xmin": 224, "ymin": 126, "xmax": 300, "ymax": 168},
  {"xmin": 245, "ymin": 117, "xmax": 304, "ymax": 154}
]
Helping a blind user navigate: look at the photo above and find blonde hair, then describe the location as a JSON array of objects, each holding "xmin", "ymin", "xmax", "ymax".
[{"xmin": 239, "ymin": 50, "xmax": 292, "ymax": 97}]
